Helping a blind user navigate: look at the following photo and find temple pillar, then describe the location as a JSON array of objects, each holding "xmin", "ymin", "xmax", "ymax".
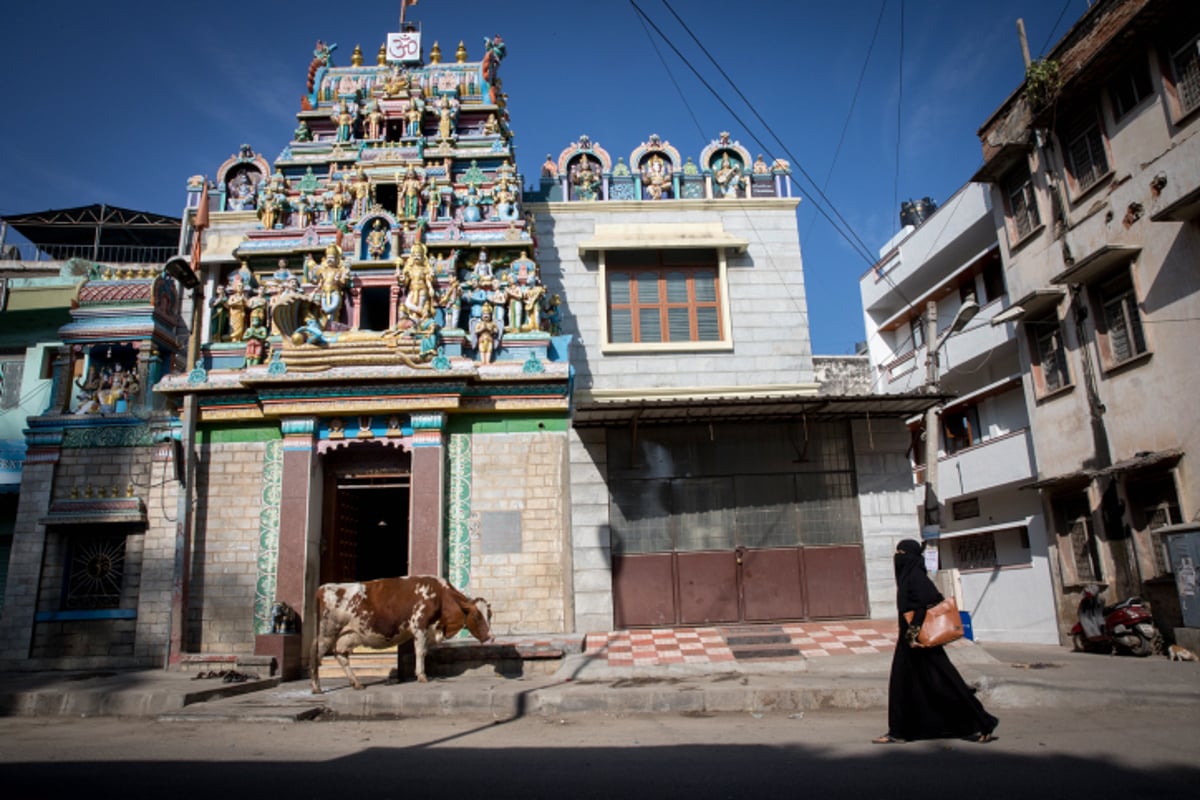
[
  {"xmin": 277, "ymin": 418, "xmax": 319, "ymax": 623},
  {"xmin": 409, "ymin": 412, "xmax": 446, "ymax": 576}
]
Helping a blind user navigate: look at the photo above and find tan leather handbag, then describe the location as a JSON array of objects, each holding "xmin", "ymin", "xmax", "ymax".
[{"xmin": 903, "ymin": 597, "xmax": 964, "ymax": 647}]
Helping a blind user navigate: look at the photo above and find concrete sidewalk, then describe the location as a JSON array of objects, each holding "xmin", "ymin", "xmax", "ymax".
[{"xmin": 1, "ymin": 640, "xmax": 1197, "ymax": 721}]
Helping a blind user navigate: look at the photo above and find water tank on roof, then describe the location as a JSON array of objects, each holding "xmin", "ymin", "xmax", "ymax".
[{"xmin": 900, "ymin": 196, "xmax": 938, "ymax": 228}]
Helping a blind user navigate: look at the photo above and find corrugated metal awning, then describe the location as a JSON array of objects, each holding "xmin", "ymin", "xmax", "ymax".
[{"xmin": 572, "ymin": 390, "xmax": 948, "ymax": 427}]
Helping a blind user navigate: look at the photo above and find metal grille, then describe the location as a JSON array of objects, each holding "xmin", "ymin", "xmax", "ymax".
[
  {"xmin": 1101, "ymin": 279, "xmax": 1146, "ymax": 365},
  {"xmin": 1065, "ymin": 113, "xmax": 1109, "ymax": 192},
  {"xmin": 953, "ymin": 533, "xmax": 998, "ymax": 571},
  {"xmin": 65, "ymin": 535, "xmax": 126, "ymax": 610},
  {"xmin": 1172, "ymin": 36, "xmax": 1200, "ymax": 115}
]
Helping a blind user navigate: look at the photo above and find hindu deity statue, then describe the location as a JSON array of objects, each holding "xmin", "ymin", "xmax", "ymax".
[
  {"xmin": 326, "ymin": 180, "xmax": 349, "ymax": 223},
  {"xmin": 642, "ymin": 155, "xmax": 671, "ymax": 200},
  {"xmin": 209, "ymin": 284, "xmax": 230, "ymax": 342},
  {"xmin": 396, "ymin": 242, "xmax": 436, "ymax": 325},
  {"xmin": 294, "ymin": 119, "xmax": 313, "ymax": 142},
  {"xmin": 350, "ymin": 166, "xmax": 373, "ymax": 218},
  {"xmin": 541, "ymin": 154, "xmax": 558, "ymax": 179},
  {"xmin": 434, "ymin": 93, "xmax": 458, "ymax": 141},
  {"xmin": 493, "ymin": 175, "xmax": 520, "ymax": 221},
  {"xmin": 714, "ymin": 153, "xmax": 743, "ymax": 197},
  {"xmin": 461, "ymin": 184, "xmax": 482, "ymax": 222},
  {"xmin": 258, "ymin": 191, "xmax": 282, "ymax": 230},
  {"xmin": 227, "ymin": 171, "xmax": 257, "ymax": 211},
  {"xmin": 364, "ymin": 99, "xmax": 385, "ymax": 140},
  {"xmin": 572, "ymin": 158, "xmax": 600, "ymax": 201},
  {"xmin": 753, "ymin": 154, "xmax": 771, "ymax": 175},
  {"xmin": 398, "ymin": 166, "xmax": 425, "ymax": 219},
  {"xmin": 333, "ymin": 101, "xmax": 355, "ymax": 142},
  {"xmin": 404, "ymin": 93, "xmax": 425, "ymax": 138},
  {"xmin": 474, "ymin": 303, "xmax": 501, "ymax": 364},
  {"xmin": 312, "ymin": 244, "xmax": 351, "ymax": 325},
  {"xmin": 227, "ymin": 282, "xmax": 249, "ymax": 342},
  {"xmin": 367, "ymin": 219, "xmax": 390, "ymax": 260},
  {"xmin": 484, "ymin": 114, "xmax": 500, "ymax": 136},
  {"xmin": 242, "ymin": 305, "xmax": 270, "ymax": 367}
]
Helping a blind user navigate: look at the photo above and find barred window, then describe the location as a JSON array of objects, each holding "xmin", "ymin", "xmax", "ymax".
[
  {"xmin": 65, "ymin": 535, "xmax": 127, "ymax": 610},
  {"xmin": 1096, "ymin": 269, "xmax": 1147, "ymax": 367},
  {"xmin": 1029, "ymin": 314, "xmax": 1070, "ymax": 396},
  {"xmin": 1004, "ymin": 165, "xmax": 1041, "ymax": 240},
  {"xmin": 1063, "ymin": 110, "xmax": 1110, "ymax": 193},
  {"xmin": 1170, "ymin": 33, "xmax": 1200, "ymax": 116}
]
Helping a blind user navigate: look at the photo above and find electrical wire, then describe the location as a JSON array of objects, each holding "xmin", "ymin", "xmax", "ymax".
[
  {"xmin": 1038, "ymin": 0, "xmax": 1077, "ymax": 58},
  {"xmin": 646, "ymin": 0, "xmax": 878, "ymax": 266},
  {"xmin": 803, "ymin": 0, "xmax": 888, "ymax": 244}
]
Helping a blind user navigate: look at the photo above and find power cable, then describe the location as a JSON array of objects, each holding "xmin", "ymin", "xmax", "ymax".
[
  {"xmin": 803, "ymin": 0, "xmax": 888, "ymax": 244},
  {"xmin": 1038, "ymin": 0, "xmax": 1077, "ymax": 58},
  {"xmin": 647, "ymin": 0, "xmax": 877, "ymax": 266}
]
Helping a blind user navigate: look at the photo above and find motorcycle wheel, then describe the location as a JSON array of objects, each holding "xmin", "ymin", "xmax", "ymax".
[{"xmin": 1129, "ymin": 625, "xmax": 1156, "ymax": 657}]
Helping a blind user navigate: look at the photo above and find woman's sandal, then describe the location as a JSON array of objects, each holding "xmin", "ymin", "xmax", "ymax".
[
  {"xmin": 971, "ymin": 732, "xmax": 996, "ymax": 743},
  {"xmin": 871, "ymin": 734, "xmax": 905, "ymax": 744}
]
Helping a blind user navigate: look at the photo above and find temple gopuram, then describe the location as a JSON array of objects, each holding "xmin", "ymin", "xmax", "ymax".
[{"xmin": 0, "ymin": 15, "xmax": 931, "ymax": 675}]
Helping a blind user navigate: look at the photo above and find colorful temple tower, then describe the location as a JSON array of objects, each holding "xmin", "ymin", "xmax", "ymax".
[{"xmin": 1, "ymin": 14, "xmax": 926, "ymax": 674}]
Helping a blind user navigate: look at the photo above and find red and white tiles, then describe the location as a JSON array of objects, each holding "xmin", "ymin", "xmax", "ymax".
[{"xmin": 585, "ymin": 621, "xmax": 900, "ymax": 668}]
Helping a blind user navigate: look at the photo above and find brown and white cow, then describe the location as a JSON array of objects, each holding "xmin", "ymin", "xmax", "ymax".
[{"xmin": 309, "ymin": 575, "xmax": 493, "ymax": 694}]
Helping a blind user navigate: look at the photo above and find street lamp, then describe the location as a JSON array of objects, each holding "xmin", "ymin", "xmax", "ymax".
[{"xmin": 922, "ymin": 295, "xmax": 979, "ymax": 540}]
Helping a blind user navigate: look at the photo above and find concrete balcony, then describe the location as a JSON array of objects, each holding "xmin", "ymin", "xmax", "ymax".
[
  {"xmin": 937, "ymin": 427, "xmax": 1036, "ymax": 500},
  {"xmin": 861, "ymin": 183, "xmax": 994, "ymax": 316},
  {"xmin": 940, "ymin": 298, "xmax": 1015, "ymax": 377}
]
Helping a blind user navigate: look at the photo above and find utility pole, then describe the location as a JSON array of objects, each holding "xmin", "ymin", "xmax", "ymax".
[{"xmin": 922, "ymin": 296, "xmax": 979, "ymax": 543}]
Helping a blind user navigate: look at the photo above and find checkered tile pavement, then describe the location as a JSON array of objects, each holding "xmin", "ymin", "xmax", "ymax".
[{"xmin": 584, "ymin": 621, "xmax": 901, "ymax": 667}]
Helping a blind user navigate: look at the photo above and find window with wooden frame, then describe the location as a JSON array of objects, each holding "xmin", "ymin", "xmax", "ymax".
[
  {"xmin": 606, "ymin": 249, "xmax": 722, "ymax": 346},
  {"xmin": 1108, "ymin": 58, "xmax": 1154, "ymax": 121},
  {"xmin": 1054, "ymin": 492, "xmax": 1101, "ymax": 586},
  {"xmin": 1168, "ymin": 31, "xmax": 1200, "ymax": 118},
  {"xmin": 1027, "ymin": 313, "xmax": 1070, "ymax": 396},
  {"xmin": 1093, "ymin": 266, "xmax": 1148, "ymax": 369},
  {"xmin": 1061, "ymin": 108, "xmax": 1110, "ymax": 194},
  {"xmin": 1002, "ymin": 163, "xmax": 1041, "ymax": 241},
  {"xmin": 942, "ymin": 404, "xmax": 981, "ymax": 455}
]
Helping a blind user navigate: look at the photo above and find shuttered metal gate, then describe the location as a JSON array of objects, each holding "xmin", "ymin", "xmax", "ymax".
[{"xmin": 608, "ymin": 420, "xmax": 868, "ymax": 627}]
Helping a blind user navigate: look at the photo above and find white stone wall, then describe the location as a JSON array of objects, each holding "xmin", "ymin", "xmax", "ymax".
[
  {"xmin": 850, "ymin": 416, "xmax": 920, "ymax": 620},
  {"xmin": 532, "ymin": 201, "xmax": 815, "ymax": 393},
  {"xmin": 568, "ymin": 426, "xmax": 613, "ymax": 633}
]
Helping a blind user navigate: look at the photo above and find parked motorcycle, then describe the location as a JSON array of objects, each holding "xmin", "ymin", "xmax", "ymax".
[{"xmin": 1070, "ymin": 585, "xmax": 1159, "ymax": 656}]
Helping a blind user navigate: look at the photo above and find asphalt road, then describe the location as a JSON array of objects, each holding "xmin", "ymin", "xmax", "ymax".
[{"xmin": 1, "ymin": 705, "xmax": 1196, "ymax": 799}]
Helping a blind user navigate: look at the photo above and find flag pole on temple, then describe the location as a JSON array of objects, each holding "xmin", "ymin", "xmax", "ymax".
[{"xmin": 401, "ymin": 0, "xmax": 418, "ymax": 26}]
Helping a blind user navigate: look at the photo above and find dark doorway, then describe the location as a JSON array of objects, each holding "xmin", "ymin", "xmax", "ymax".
[
  {"xmin": 322, "ymin": 473, "xmax": 411, "ymax": 584},
  {"xmin": 359, "ymin": 286, "xmax": 393, "ymax": 331},
  {"xmin": 375, "ymin": 184, "xmax": 398, "ymax": 217}
]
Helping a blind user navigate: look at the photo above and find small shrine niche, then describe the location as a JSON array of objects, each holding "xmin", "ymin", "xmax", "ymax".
[
  {"xmin": 225, "ymin": 167, "xmax": 263, "ymax": 212},
  {"xmin": 70, "ymin": 344, "xmax": 141, "ymax": 415},
  {"xmin": 568, "ymin": 156, "xmax": 603, "ymax": 202},
  {"xmin": 217, "ymin": 145, "xmax": 271, "ymax": 212}
]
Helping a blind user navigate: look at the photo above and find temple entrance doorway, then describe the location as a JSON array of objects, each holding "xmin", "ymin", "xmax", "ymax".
[{"xmin": 320, "ymin": 446, "xmax": 412, "ymax": 585}]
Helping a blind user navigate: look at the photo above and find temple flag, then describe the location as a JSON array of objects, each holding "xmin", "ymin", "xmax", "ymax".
[{"xmin": 190, "ymin": 181, "xmax": 209, "ymax": 272}]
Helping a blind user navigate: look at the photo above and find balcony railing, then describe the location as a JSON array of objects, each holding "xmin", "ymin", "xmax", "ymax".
[{"xmin": 0, "ymin": 243, "xmax": 177, "ymax": 265}]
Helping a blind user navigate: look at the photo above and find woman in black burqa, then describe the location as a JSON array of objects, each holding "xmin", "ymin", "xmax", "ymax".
[{"xmin": 873, "ymin": 539, "xmax": 998, "ymax": 744}]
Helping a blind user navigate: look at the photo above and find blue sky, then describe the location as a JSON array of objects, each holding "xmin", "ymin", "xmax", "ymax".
[{"xmin": 1, "ymin": 0, "xmax": 1084, "ymax": 354}]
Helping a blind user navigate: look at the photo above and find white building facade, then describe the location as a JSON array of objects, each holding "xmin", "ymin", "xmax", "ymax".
[{"xmin": 860, "ymin": 183, "xmax": 1059, "ymax": 644}]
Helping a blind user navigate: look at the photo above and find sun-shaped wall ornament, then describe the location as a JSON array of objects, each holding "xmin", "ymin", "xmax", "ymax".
[{"xmin": 66, "ymin": 537, "xmax": 126, "ymax": 609}]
